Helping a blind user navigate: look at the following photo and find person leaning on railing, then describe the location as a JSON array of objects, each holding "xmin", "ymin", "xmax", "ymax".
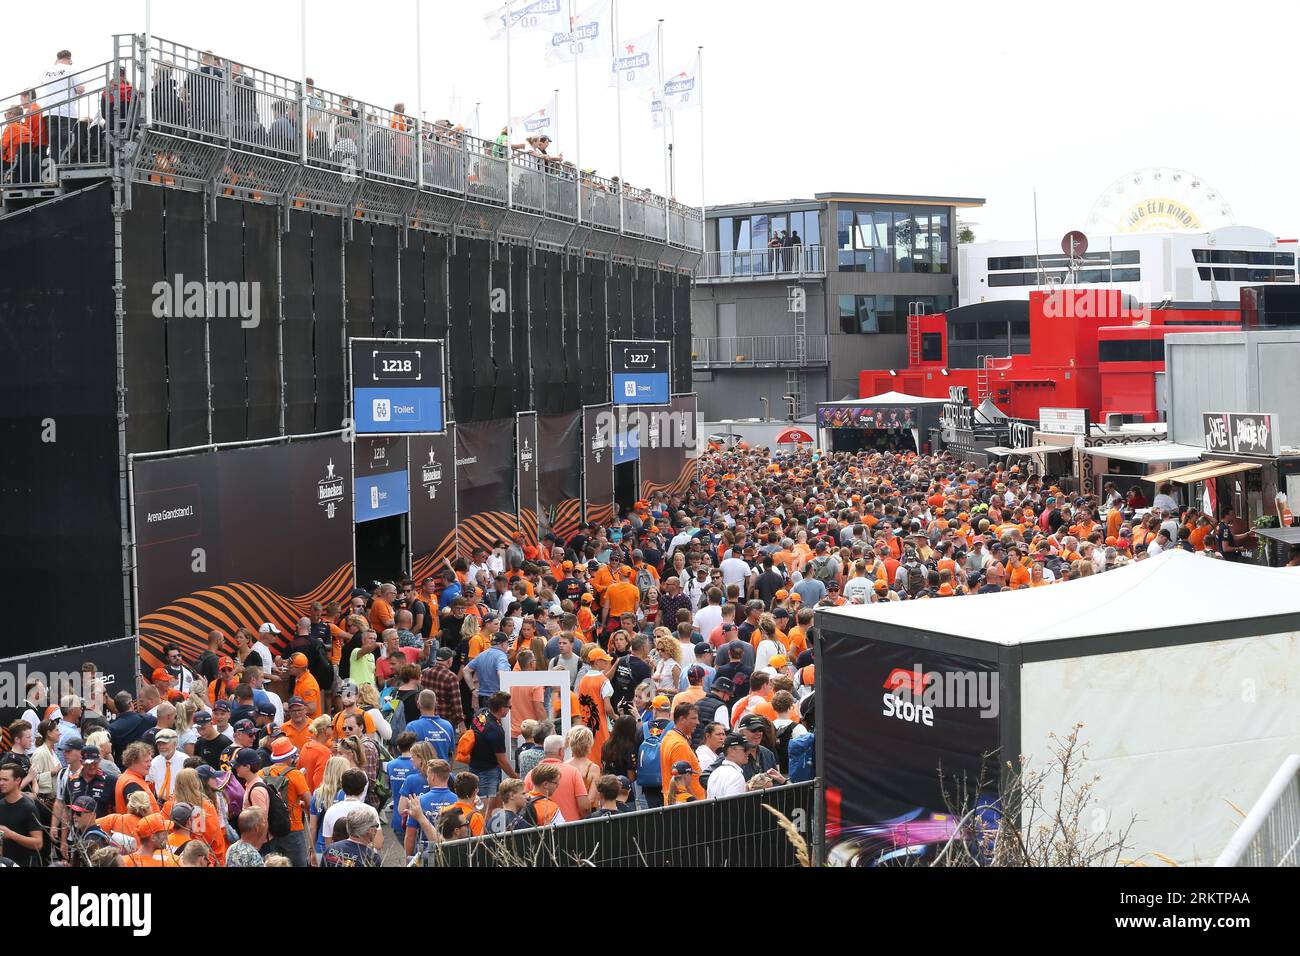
[{"xmin": 1, "ymin": 107, "xmax": 38, "ymax": 184}]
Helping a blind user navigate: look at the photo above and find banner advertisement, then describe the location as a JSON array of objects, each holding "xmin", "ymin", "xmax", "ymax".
[
  {"xmin": 821, "ymin": 635, "xmax": 1001, "ymax": 867},
  {"xmin": 538, "ymin": 411, "xmax": 583, "ymax": 542},
  {"xmin": 409, "ymin": 427, "xmax": 458, "ymax": 583},
  {"xmin": 818, "ymin": 405, "xmax": 918, "ymax": 430},
  {"xmin": 131, "ymin": 435, "xmax": 354, "ymax": 672},
  {"xmin": 517, "ymin": 412, "xmax": 540, "ymax": 545},
  {"xmin": 455, "ymin": 419, "xmax": 518, "ymax": 557},
  {"xmin": 583, "ymin": 404, "xmax": 615, "ymax": 527},
  {"xmin": 0, "ymin": 637, "xmax": 138, "ymax": 744}
]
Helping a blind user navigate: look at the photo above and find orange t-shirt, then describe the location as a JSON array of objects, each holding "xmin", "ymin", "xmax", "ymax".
[
  {"xmin": 1008, "ymin": 565, "xmax": 1031, "ymax": 590},
  {"xmin": 369, "ymin": 597, "xmax": 395, "ymax": 633},
  {"xmin": 659, "ymin": 728, "xmax": 705, "ymax": 800},
  {"xmin": 281, "ymin": 719, "xmax": 314, "ymax": 751},
  {"xmin": 604, "ymin": 581, "xmax": 641, "ymax": 618},
  {"xmin": 125, "ymin": 849, "xmax": 179, "ymax": 867},
  {"xmin": 294, "ymin": 672, "xmax": 322, "ymax": 717},
  {"xmin": 265, "ymin": 764, "xmax": 311, "ymax": 830},
  {"xmin": 1189, "ymin": 526, "xmax": 1210, "ymax": 551},
  {"xmin": 450, "ymin": 799, "xmax": 485, "ymax": 835},
  {"xmin": 298, "ymin": 738, "xmax": 332, "ymax": 791},
  {"xmin": 333, "ymin": 709, "xmax": 377, "ymax": 740},
  {"xmin": 576, "ymin": 671, "xmax": 611, "ymax": 758},
  {"xmin": 785, "ymin": 627, "xmax": 808, "ymax": 659}
]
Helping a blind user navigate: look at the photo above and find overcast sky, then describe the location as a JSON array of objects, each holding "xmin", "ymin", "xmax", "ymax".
[{"xmin": 6, "ymin": 0, "xmax": 1297, "ymax": 242}]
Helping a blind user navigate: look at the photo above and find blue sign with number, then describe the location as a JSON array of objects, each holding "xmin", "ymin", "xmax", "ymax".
[{"xmin": 354, "ymin": 469, "xmax": 410, "ymax": 523}]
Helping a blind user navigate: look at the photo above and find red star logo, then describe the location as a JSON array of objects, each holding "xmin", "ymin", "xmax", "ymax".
[
  {"xmin": 538, "ymin": 108, "xmax": 546, "ymax": 115},
  {"xmin": 625, "ymin": 43, "xmax": 635, "ymax": 53}
]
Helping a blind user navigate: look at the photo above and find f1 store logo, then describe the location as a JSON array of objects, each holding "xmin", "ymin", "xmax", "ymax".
[
  {"xmin": 882, "ymin": 667, "xmax": 935, "ymax": 727},
  {"xmin": 883, "ymin": 668, "xmax": 934, "ymax": 695}
]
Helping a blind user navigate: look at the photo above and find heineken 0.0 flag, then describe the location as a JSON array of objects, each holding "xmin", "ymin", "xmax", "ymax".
[{"xmin": 544, "ymin": 0, "xmax": 613, "ymax": 65}]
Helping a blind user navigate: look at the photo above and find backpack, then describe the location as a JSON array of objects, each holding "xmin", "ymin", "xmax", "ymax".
[
  {"xmin": 787, "ymin": 732, "xmax": 815, "ymax": 783},
  {"xmin": 636, "ymin": 720, "xmax": 671, "ymax": 788},
  {"xmin": 369, "ymin": 738, "xmax": 394, "ymax": 808},
  {"xmin": 510, "ymin": 794, "xmax": 556, "ymax": 830},
  {"xmin": 905, "ymin": 562, "xmax": 926, "ymax": 595},
  {"xmin": 635, "ymin": 565, "xmax": 656, "ymax": 594},
  {"xmin": 388, "ymin": 690, "xmax": 415, "ymax": 739},
  {"xmin": 454, "ymin": 725, "xmax": 479, "ymax": 766},
  {"xmin": 774, "ymin": 721, "xmax": 800, "ymax": 774},
  {"xmin": 253, "ymin": 777, "xmax": 292, "ymax": 839},
  {"xmin": 810, "ymin": 556, "xmax": 836, "ymax": 584},
  {"xmin": 696, "ymin": 753, "xmax": 726, "ymax": 791}
]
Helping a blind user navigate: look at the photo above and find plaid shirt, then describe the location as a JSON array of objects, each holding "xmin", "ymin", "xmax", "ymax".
[{"xmin": 420, "ymin": 661, "xmax": 464, "ymax": 728}]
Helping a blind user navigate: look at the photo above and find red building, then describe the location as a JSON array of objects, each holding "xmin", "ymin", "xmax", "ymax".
[{"xmin": 858, "ymin": 289, "xmax": 1238, "ymax": 423}]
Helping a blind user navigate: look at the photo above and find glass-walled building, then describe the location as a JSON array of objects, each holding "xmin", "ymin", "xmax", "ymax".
[{"xmin": 693, "ymin": 191, "xmax": 984, "ymax": 421}]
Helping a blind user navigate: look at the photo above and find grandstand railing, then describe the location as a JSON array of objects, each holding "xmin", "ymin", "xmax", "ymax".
[
  {"xmin": 417, "ymin": 779, "xmax": 819, "ymax": 868},
  {"xmin": 1215, "ymin": 754, "xmax": 1300, "ymax": 866},
  {"xmin": 0, "ymin": 33, "xmax": 703, "ymax": 258}
]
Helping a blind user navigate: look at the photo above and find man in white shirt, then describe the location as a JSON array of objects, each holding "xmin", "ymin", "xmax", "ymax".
[
  {"xmin": 252, "ymin": 623, "xmax": 278, "ymax": 673},
  {"xmin": 705, "ymin": 733, "xmax": 753, "ymax": 799},
  {"xmin": 37, "ymin": 50, "xmax": 81, "ymax": 163},
  {"xmin": 146, "ymin": 729, "xmax": 187, "ymax": 804},
  {"xmin": 1152, "ymin": 484, "xmax": 1179, "ymax": 514},
  {"xmin": 668, "ymin": 521, "xmax": 698, "ymax": 559},
  {"xmin": 693, "ymin": 588, "xmax": 724, "ymax": 641},
  {"xmin": 467, "ymin": 548, "xmax": 493, "ymax": 589},
  {"xmin": 719, "ymin": 553, "xmax": 752, "ymax": 592}
]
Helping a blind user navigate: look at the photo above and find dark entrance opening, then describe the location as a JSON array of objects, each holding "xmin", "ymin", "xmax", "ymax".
[
  {"xmin": 615, "ymin": 459, "xmax": 639, "ymax": 516},
  {"xmin": 354, "ymin": 514, "xmax": 409, "ymax": 590},
  {"xmin": 829, "ymin": 429, "xmax": 918, "ymax": 455}
]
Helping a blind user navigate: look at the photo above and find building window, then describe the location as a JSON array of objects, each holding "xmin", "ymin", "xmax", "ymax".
[
  {"xmin": 988, "ymin": 250, "xmax": 1140, "ymax": 271},
  {"xmin": 838, "ymin": 294, "xmax": 950, "ymax": 334},
  {"xmin": 1197, "ymin": 266, "xmax": 1296, "ymax": 283},
  {"xmin": 921, "ymin": 333, "xmax": 943, "ymax": 361},
  {"xmin": 1099, "ymin": 339, "xmax": 1164, "ymax": 363},
  {"xmin": 1193, "ymin": 249, "xmax": 1297, "ymax": 266},
  {"xmin": 835, "ymin": 204, "xmax": 950, "ymax": 274}
]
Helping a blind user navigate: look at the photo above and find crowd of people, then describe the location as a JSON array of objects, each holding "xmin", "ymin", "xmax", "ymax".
[{"xmin": 2, "ymin": 440, "xmax": 1251, "ymax": 868}]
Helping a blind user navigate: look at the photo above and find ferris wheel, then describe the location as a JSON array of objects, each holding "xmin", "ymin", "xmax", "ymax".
[{"xmin": 1086, "ymin": 167, "xmax": 1236, "ymax": 235}]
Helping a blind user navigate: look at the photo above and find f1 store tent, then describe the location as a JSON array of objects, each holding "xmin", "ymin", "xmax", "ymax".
[{"xmin": 815, "ymin": 549, "xmax": 1300, "ymax": 866}]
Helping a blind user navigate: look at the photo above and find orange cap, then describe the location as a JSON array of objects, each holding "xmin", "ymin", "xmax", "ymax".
[
  {"xmin": 290, "ymin": 652, "xmax": 309, "ymax": 667},
  {"xmin": 151, "ymin": 667, "xmax": 171, "ymax": 683}
]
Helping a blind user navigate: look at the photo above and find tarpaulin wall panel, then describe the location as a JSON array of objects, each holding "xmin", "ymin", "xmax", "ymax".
[
  {"xmin": 562, "ymin": 257, "xmax": 580, "ymax": 410},
  {"xmin": 121, "ymin": 184, "xmax": 168, "ymax": 452},
  {"xmin": 633, "ymin": 270, "xmax": 655, "ymax": 340},
  {"xmin": 468, "ymin": 238, "xmax": 495, "ymax": 423},
  {"xmin": 654, "ymin": 271, "xmax": 673, "ymax": 348},
  {"xmin": 409, "ymin": 427, "xmax": 458, "ymax": 582},
  {"xmin": 133, "ymin": 434, "xmax": 354, "ymax": 672},
  {"xmin": 538, "ymin": 411, "xmax": 582, "ymax": 542},
  {"xmin": 673, "ymin": 273, "xmax": 692, "ymax": 394},
  {"xmin": 281, "ymin": 211, "xmax": 316, "ymax": 435},
  {"xmin": 447, "ymin": 242, "xmax": 473, "ymax": 424},
  {"xmin": 490, "ymin": 241, "xmax": 514, "ymax": 421},
  {"xmin": 423, "ymin": 235, "xmax": 449, "ymax": 343},
  {"xmin": 610, "ymin": 262, "xmax": 633, "ymax": 341},
  {"xmin": 345, "ymin": 222, "xmax": 373, "ymax": 343},
  {"xmin": 243, "ymin": 203, "xmax": 281, "ymax": 439},
  {"xmin": 161, "ymin": 189, "xmax": 208, "ymax": 449},
  {"xmin": 583, "ymin": 403, "xmax": 614, "ymax": 527},
  {"xmin": 511, "ymin": 247, "xmax": 531, "ymax": 413},
  {"xmin": 399, "ymin": 232, "xmax": 427, "ymax": 340},
  {"xmin": 642, "ymin": 393, "xmax": 698, "ymax": 500},
  {"xmin": 310, "ymin": 214, "xmax": 345, "ymax": 432},
  {"xmin": 206, "ymin": 199, "xmax": 247, "ymax": 444},
  {"xmin": 0, "ymin": 182, "xmax": 121, "ymax": 651},
  {"xmin": 371, "ymin": 223, "xmax": 399, "ymax": 339},
  {"xmin": 455, "ymin": 418, "xmax": 518, "ymax": 557},
  {"xmin": 580, "ymin": 258, "xmax": 609, "ymax": 407}
]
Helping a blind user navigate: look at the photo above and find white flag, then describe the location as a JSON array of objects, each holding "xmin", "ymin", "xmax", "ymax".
[
  {"xmin": 610, "ymin": 27, "xmax": 659, "ymax": 89},
  {"xmin": 484, "ymin": 0, "xmax": 566, "ymax": 39},
  {"xmin": 544, "ymin": 0, "xmax": 612, "ymax": 65},
  {"xmin": 512, "ymin": 93, "xmax": 559, "ymax": 142},
  {"xmin": 649, "ymin": 86, "xmax": 665, "ymax": 129},
  {"xmin": 663, "ymin": 54, "xmax": 700, "ymax": 111}
]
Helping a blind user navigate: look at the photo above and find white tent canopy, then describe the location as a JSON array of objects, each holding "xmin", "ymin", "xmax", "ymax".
[
  {"xmin": 819, "ymin": 549, "xmax": 1300, "ymax": 645},
  {"xmin": 1086, "ymin": 442, "xmax": 1206, "ymax": 465},
  {"xmin": 820, "ymin": 390, "xmax": 950, "ymax": 406}
]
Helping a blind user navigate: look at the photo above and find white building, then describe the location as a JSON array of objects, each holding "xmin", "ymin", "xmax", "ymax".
[{"xmin": 958, "ymin": 226, "xmax": 1296, "ymax": 307}]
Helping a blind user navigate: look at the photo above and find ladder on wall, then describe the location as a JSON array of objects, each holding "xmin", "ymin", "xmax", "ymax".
[
  {"xmin": 976, "ymin": 355, "xmax": 990, "ymax": 402},
  {"xmin": 786, "ymin": 370, "xmax": 807, "ymax": 421}
]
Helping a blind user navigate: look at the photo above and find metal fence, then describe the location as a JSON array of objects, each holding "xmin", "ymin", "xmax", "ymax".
[
  {"xmin": 692, "ymin": 334, "xmax": 830, "ymax": 367},
  {"xmin": 697, "ymin": 244, "xmax": 826, "ymax": 279},
  {"xmin": 1215, "ymin": 754, "xmax": 1300, "ymax": 866},
  {"xmin": 417, "ymin": 779, "xmax": 819, "ymax": 868},
  {"xmin": 0, "ymin": 33, "xmax": 704, "ymax": 256}
]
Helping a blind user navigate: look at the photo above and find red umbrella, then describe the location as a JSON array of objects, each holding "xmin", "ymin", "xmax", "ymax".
[{"xmin": 775, "ymin": 427, "xmax": 813, "ymax": 444}]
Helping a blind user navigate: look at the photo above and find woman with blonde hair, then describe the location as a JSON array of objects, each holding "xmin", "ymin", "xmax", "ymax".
[
  {"xmin": 175, "ymin": 699, "xmax": 199, "ymax": 756},
  {"xmin": 167, "ymin": 767, "xmax": 228, "ymax": 864},
  {"xmin": 308, "ymin": 755, "xmax": 350, "ymax": 864},
  {"xmin": 651, "ymin": 631, "xmax": 681, "ymax": 694},
  {"xmin": 356, "ymin": 682, "xmax": 392, "ymax": 742},
  {"xmin": 461, "ymin": 614, "xmax": 485, "ymax": 659},
  {"xmin": 84, "ymin": 730, "xmax": 121, "ymax": 775},
  {"xmin": 639, "ymin": 586, "xmax": 661, "ymax": 630},
  {"xmin": 96, "ymin": 789, "xmax": 152, "ymax": 847},
  {"xmin": 565, "ymin": 724, "xmax": 601, "ymax": 807}
]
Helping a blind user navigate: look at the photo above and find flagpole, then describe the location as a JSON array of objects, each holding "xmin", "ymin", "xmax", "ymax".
[
  {"xmin": 415, "ymin": 0, "xmax": 424, "ymax": 190},
  {"xmin": 613, "ymin": 0, "xmax": 624, "ymax": 232},
  {"xmin": 571, "ymin": 0, "xmax": 581, "ymax": 226},
  {"xmin": 657, "ymin": 19, "xmax": 668, "ymax": 199},
  {"xmin": 505, "ymin": 0, "xmax": 514, "ymax": 206},
  {"xmin": 698, "ymin": 45, "xmax": 706, "ymax": 259}
]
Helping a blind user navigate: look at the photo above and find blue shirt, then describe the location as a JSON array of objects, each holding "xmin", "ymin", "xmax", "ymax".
[
  {"xmin": 679, "ymin": 662, "xmax": 716, "ymax": 692},
  {"xmin": 385, "ymin": 756, "xmax": 414, "ymax": 830},
  {"xmin": 414, "ymin": 786, "xmax": 458, "ymax": 849},
  {"xmin": 395, "ymin": 771, "xmax": 428, "ymax": 833},
  {"xmin": 405, "ymin": 715, "xmax": 455, "ymax": 761},
  {"xmin": 438, "ymin": 582, "xmax": 463, "ymax": 610},
  {"xmin": 467, "ymin": 647, "xmax": 510, "ymax": 696}
]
